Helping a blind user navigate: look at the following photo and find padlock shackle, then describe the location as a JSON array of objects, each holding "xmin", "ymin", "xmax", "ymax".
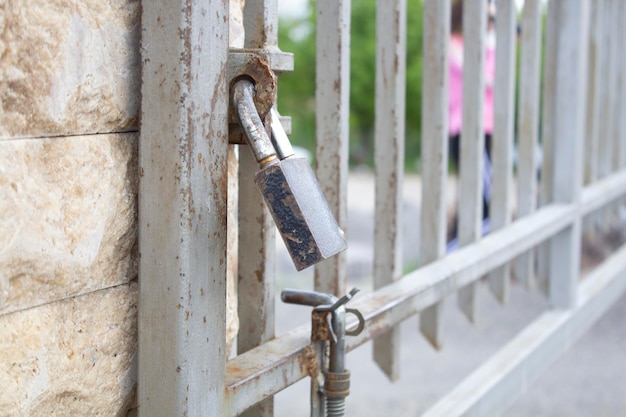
[
  {"xmin": 270, "ymin": 108, "xmax": 295, "ymax": 160},
  {"xmin": 232, "ymin": 79, "xmax": 277, "ymax": 167}
]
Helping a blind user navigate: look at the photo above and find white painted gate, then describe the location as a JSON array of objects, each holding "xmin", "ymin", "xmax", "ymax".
[{"xmin": 138, "ymin": 0, "xmax": 626, "ymax": 415}]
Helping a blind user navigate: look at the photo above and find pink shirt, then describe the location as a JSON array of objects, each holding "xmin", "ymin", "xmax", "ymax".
[{"xmin": 448, "ymin": 34, "xmax": 496, "ymax": 136}]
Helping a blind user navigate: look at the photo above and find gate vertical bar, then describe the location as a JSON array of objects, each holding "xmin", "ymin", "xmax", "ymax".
[
  {"xmin": 584, "ymin": 0, "xmax": 602, "ymax": 186},
  {"xmin": 373, "ymin": 0, "xmax": 407, "ymax": 380},
  {"xmin": 618, "ymin": 2, "xmax": 626, "ymax": 169},
  {"xmin": 537, "ymin": 0, "xmax": 559, "ymax": 296},
  {"xmin": 457, "ymin": 0, "xmax": 487, "ymax": 323},
  {"xmin": 487, "ymin": 0, "xmax": 516, "ymax": 304},
  {"xmin": 419, "ymin": 0, "xmax": 450, "ymax": 349},
  {"xmin": 243, "ymin": 0, "xmax": 277, "ymax": 50},
  {"xmin": 597, "ymin": 1, "xmax": 611, "ymax": 183},
  {"xmin": 580, "ymin": 0, "xmax": 601, "ymax": 290},
  {"xmin": 515, "ymin": 0, "xmax": 542, "ymax": 289},
  {"xmin": 607, "ymin": 0, "xmax": 622, "ymax": 231},
  {"xmin": 609, "ymin": 0, "xmax": 621, "ymax": 173},
  {"xmin": 549, "ymin": 0, "xmax": 589, "ymax": 309},
  {"xmin": 315, "ymin": 0, "xmax": 350, "ymax": 297},
  {"xmin": 238, "ymin": 146, "xmax": 276, "ymax": 417},
  {"xmin": 227, "ymin": 0, "xmax": 245, "ymax": 372},
  {"xmin": 590, "ymin": 1, "xmax": 607, "ymax": 246},
  {"xmin": 238, "ymin": 2, "xmax": 280, "ymax": 416},
  {"xmin": 314, "ymin": 0, "xmax": 351, "ymax": 412},
  {"xmin": 591, "ymin": 0, "xmax": 609, "ymax": 243},
  {"xmin": 138, "ymin": 0, "xmax": 229, "ymax": 415},
  {"xmin": 616, "ymin": 1, "xmax": 626, "ymax": 229}
]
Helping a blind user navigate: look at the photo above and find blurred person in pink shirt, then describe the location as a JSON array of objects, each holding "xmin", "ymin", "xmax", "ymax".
[{"xmin": 447, "ymin": 0, "xmax": 496, "ymax": 244}]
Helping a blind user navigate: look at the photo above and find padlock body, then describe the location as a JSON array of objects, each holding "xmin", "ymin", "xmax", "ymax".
[{"xmin": 255, "ymin": 157, "xmax": 347, "ymax": 271}]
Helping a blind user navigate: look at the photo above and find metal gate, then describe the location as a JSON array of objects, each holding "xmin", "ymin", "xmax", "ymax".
[{"xmin": 138, "ymin": 0, "xmax": 626, "ymax": 415}]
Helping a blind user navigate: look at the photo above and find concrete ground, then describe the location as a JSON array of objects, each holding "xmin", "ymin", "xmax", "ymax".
[{"xmin": 272, "ymin": 172, "xmax": 626, "ymax": 416}]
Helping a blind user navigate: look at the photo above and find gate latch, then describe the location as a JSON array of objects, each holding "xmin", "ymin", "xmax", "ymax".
[{"xmin": 281, "ymin": 288, "xmax": 364, "ymax": 416}]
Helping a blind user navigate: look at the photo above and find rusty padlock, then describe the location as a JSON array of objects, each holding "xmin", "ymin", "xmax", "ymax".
[{"xmin": 231, "ymin": 79, "xmax": 347, "ymax": 271}]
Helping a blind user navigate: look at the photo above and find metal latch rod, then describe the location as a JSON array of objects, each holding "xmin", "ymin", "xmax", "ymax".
[{"xmin": 281, "ymin": 288, "xmax": 364, "ymax": 417}]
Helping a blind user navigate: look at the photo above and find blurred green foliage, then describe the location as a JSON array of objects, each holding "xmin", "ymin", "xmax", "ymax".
[{"xmin": 277, "ymin": 0, "xmax": 424, "ymax": 169}]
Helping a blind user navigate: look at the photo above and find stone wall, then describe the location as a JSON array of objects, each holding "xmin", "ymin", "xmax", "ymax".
[
  {"xmin": 1, "ymin": 1, "xmax": 140, "ymax": 415},
  {"xmin": 1, "ymin": 0, "xmax": 246, "ymax": 412}
]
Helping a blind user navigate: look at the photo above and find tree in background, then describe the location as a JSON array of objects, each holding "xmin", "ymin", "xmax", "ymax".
[{"xmin": 277, "ymin": 0, "xmax": 424, "ymax": 168}]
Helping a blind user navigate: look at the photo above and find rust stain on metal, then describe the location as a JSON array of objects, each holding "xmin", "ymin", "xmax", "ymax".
[
  {"xmin": 255, "ymin": 269, "xmax": 264, "ymax": 283},
  {"xmin": 311, "ymin": 311, "xmax": 330, "ymax": 342},
  {"xmin": 227, "ymin": 50, "xmax": 277, "ymax": 144},
  {"xmin": 227, "ymin": 52, "xmax": 276, "ymax": 120},
  {"xmin": 302, "ymin": 345, "xmax": 318, "ymax": 377}
]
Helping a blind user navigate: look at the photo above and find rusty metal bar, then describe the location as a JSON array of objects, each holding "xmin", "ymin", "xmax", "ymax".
[
  {"xmin": 579, "ymin": 1, "xmax": 604, "ymax": 285},
  {"xmin": 586, "ymin": 0, "xmax": 614, "ymax": 237},
  {"xmin": 372, "ymin": 0, "xmax": 407, "ymax": 382},
  {"xmin": 237, "ymin": 1, "xmax": 281, "ymax": 416},
  {"xmin": 138, "ymin": 0, "xmax": 229, "ymax": 415},
  {"xmin": 419, "ymin": 0, "xmax": 450, "ymax": 350},
  {"xmin": 597, "ymin": 0, "xmax": 613, "ymax": 181},
  {"xmin": 457, "ymin": 0, "xmax": 487, "ymax": 323},
  {"xmin": 607, "ymin": 0, "xmax": 626, "ymax": 247},
  {"xmin": 549, "ymin": 0, "xmax": 589, "ymax": 309},
  {"xmin": 552, "ymin": 0, "xmax": 611, "ymax": 303},
  {"xmin": 487, "ymin": 0, "xmax": 516, "ymax": 304},
  {"xmin": 514, "ymin": 0, "xmax": 542, "ymax": 289},
  {"xmin": 537, "ymin": 0, "xmax": 560, "ymax": 297},
  {"xmin": 584, "ymin": 0, "xmax": 603, "ymax": 186},
  {"xmin": 620, "ymin": 1, "xmax": 626, "ymax": 169},
  {"xmin": 243, "ymin": 0, "xmax": 277, "ymax": 50},
  {"xmin": 314, "ymin": 0, "xmax": 351, "ymax": 298},
  {"xmin": 310, "ymin": 1, "xmax": 351, "ymax": 413},
  {"xmin": 609, "ymin": 0, "xmax": 622, "ymax": 173},
  {"xmin": 236, "ymin": 144, "xmax": 276, "ymax": 338},
  {"xmin": 225, "ymin": 326, "xmax": 312, "ymax": 416}
]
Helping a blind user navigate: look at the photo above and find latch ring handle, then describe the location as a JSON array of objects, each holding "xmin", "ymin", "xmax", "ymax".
[{"xmin": 345, "ymin": 308, "xmax": 365, "ymax": 337}]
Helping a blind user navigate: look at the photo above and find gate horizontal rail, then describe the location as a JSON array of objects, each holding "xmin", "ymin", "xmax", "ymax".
[
  {"xmin": 225, "ymin": 169, "xmax": 626, "ymax": 416},
  {"xmin": 424, "ymin": 242, "xmax": 626, "ymax": 417}
]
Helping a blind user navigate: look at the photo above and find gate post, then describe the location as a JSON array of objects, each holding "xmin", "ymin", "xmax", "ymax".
[
  {"xmin": 549, "ymin": 0, "xmax": 590, "ymax": 309},
  {"xmin": 138, "ymin": 0, "xmax": 230, "ymax": 415}
]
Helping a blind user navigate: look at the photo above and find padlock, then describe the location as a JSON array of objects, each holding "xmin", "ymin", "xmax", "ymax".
[{"xmin": 232, "ymin": 79, "xmax": 347, "ymax": 271}]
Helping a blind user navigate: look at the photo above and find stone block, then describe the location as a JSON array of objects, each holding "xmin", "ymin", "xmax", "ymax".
[
  {"xmin": 0, "ymin": 133, "xmax": 138, "ymax": 314},
  {"xmin": 230, "ymin": 0, "xmax": 245, "ymax": 49},
  {"xmin": 0, "ymin": 283, "xmax": 137, "ymax": 417},
  {"xmin": 0, "ymin": 0, "xmax": 140, "ymax": 139}
]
